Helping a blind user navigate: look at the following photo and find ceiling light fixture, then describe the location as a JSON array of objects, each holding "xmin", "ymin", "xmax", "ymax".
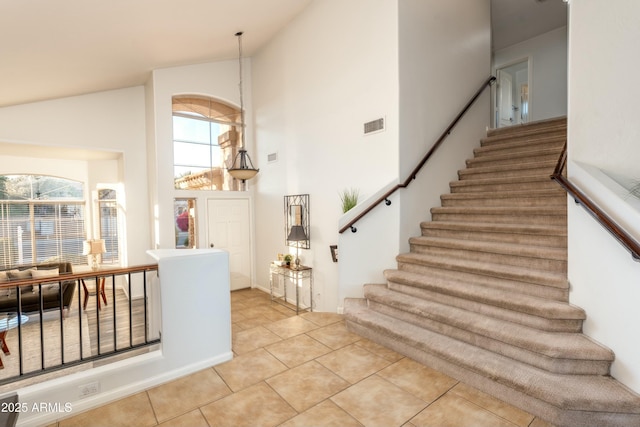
[{"xmin": 228, "ymin": 31, "xmax": 259, "ymax": 184}]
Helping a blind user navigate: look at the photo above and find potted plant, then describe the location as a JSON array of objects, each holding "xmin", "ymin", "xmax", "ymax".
[
  {"xmin": 283, "ymin": 254, "xmax": 293, "ymax": 266},
  {"xmin": 339, "ymin": 188, "xmax": 359, "ymax": 213}
]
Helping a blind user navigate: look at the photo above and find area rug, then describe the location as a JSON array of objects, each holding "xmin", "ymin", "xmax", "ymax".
[{"xmin": 0, "ymin": 306, "xmax": 91, "ymax": 383}]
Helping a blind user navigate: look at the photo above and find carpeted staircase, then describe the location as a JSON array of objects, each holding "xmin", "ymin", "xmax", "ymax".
[{"xmin": 343, "ymin": 117, "xmax": 640, "ymax": 427}]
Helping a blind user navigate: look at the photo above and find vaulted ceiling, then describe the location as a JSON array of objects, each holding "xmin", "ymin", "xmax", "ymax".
[
  {"xmin": 0, "ymin": 0, "xmax": 312, "ymax": 108},
  {"xmin": 491, "ymin": 0, "xmax": 567, "ymax": 51},
  {"xmin": 0, "ymin": 0, "xmax": 566, "ymax": 109}
]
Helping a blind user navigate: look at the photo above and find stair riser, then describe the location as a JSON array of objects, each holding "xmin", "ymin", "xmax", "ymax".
[
  {"xmin": 345, "ymin": 319, "xmax": 640, "ymax": 427},
  {"xmin": 483, "ymin": 128, "xmax": 566, "ymax": 146},
  {"xmin": 474, "ymin": 132, "xmax": 566, "ymax": 150},
  {"xmin": 458, "ymin": 166, "xmax": 556, "ymax": 181},
  {"xmin": 384, "ymin": 268, "xmax": 587, "ymax": 320},
  {"xmin": 387, "ymin": 281, "xmax": 582, "ymax": 332},
  {"xmin": 441, "ymin": 195, "xmax": 566, "ymax": 208},
  {"xmin": 422, "ymin": 227, "xmax": 566, "ymax": 247},
  {"xmin": 467, "ymin": 153, "xmax": 560, "ymax": 168},
  {"xmin": 396, "ymin": 260, "xmax": 569, "ymax": 300},
  {"xmin": 431, "ymin": 209, "xmax": 567, "ymax": 226},
  {"xmin": 450, "ymin": 180, "xmax": 558, "ymax": 193},
  {"xmin": 487, "ymin": 118, "xmax": 565, "ymax": 131},
  {"xmin": 421, "ymin": 227, "xmax": 567, "ymax": 248},
  {"xmin": 409, "ymin": 244, "xmax": 567, "ymax": 274},
  {"xmin": 431, "ymin": 211, "xmax": 567, "ymax": 226},
  {"xmin": 474, "ymin": 138, "xmax": 565, "ymax": 157},
  {"xmin": 366, "ymin": 299, "xmax": 609, "ymax": 375},
  {"xmin": 486, "ymin": 119, "xmax": 566, "ymax": 135}
]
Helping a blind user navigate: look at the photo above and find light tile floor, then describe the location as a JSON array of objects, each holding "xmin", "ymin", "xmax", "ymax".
[{"xmin": 53, "ymin": 288, "xmax": 554, "ymax": 427}]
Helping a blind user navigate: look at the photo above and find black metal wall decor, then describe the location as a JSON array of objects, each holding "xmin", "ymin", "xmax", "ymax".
[
  {"xmin": 285, "ymin": 194, "xmax": 310, "ymax": 249},
  {"xmin": 330, "ymin": 245, "xmax": 338, "ymax": 262}
]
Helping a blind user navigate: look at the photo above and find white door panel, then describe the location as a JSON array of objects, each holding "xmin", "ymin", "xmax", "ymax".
[
  {"xmin": 207, "ymin": 199, "xmax": 251, "ymax": 291},
  {"xmin": 498, "ymin": 70, "xmax": 514, "ymax": 128}
]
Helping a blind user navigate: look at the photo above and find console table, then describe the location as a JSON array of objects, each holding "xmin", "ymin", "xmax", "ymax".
[{"xmin": 269, "ymin": 264, "xmax": 313, "ymax": 314}]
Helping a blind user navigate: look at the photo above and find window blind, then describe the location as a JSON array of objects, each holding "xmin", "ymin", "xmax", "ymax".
[
  {"xmin": 98, "ymin": 196, "xmax": 119, "ymax": 265},
  {"xmin": 0, "ymin": 201, "xmax": 86, "ymax": 268}
]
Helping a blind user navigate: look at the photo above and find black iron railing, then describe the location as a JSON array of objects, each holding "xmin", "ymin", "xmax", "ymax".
[{"xmin": 0, "ymin": 264, "xmax": 160, "ymax": 385}]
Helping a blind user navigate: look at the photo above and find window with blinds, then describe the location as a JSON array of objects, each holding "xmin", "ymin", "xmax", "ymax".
[{"xmin": 0, "ymin": 175, "xmax": 86, "ymax": 268}]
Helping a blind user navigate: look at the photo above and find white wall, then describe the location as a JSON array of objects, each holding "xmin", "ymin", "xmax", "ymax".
[
  {"xmin": 568, "ymin": 2, "xmax": 640, "ymax": 179},
  {"xmin": 0, "ymin": 156, "xmax": 91, "ymax": 185},
  {"xmin": 147, "ymin": 60, "xmax": 254, "ymax": 253},
  {"xmin": 0, "ymin": 88, "xmax": 149, "ymax": 266},
  {"xmin": 567, "ymin": 0, "xmax": 640, "ymax": 393},
  {"xmin": 252, "ymin": 0, "xmax": 400, "ymax": 312},
  {"xmin": 398, "ymin": 0, "xmax": 492, "ymax": 253},
  {"xmin": 493, "ymin": 26, "xmax": 567, "ymax": 123}
]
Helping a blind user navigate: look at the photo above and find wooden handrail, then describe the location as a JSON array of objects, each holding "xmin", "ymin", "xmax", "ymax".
[
  {"xmin": 339, "ymin": 75, "xmax": 496, "ymax": 234},
  {"xmin": 551, "ymin": 143, "xmax": 640, "ymax": 261},
  {"xmin": 0, "ymin": 263, "xmax": 159, "ymax": 290}
]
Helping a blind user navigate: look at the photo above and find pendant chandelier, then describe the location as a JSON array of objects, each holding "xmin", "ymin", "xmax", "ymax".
[{"xmin": 228, "ymin": 31, "xmax": 259, "ymax": 183}]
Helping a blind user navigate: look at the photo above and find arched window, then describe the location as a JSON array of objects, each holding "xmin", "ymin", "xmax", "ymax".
[
  {"xmin": 0, "ymin": 175, "xmax": 85, "ymax": 267},
  {"xmin": 172, "ymin": 95, "xmax": 244, "ymax": 191}
]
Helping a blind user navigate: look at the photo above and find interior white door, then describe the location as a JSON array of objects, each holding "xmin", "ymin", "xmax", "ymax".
[
  {"xmin": 498, "ymin": 70, "xmax": 514, "ymax": 128},
  {"xmin": 207, "ymin": 198, "xmax": 251, "ymax": 291}
]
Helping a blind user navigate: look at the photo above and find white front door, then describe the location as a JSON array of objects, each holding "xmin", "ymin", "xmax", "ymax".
[
  {"xmin": 498, "ymin": 69, "xmax": 514, "ymax": 128},
  {"xmin": 207, "ymin": 198, "xmax": 251, "ymax": 291}
]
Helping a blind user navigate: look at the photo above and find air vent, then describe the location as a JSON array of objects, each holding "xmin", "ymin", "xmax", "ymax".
[
  {"xmin": 267, "ymin": 152, "xmax": 278, "ymax": 163},
  {"xmin": 364, "ymin": 117, "xmax": 385, "ymax": 135}
]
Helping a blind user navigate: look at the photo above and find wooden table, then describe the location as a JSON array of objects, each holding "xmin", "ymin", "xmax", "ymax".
[
  {"xmin": 82, "ymin": 277, "xmax": 107, "ymax": 310},
  {"xmin": 0, "ymin": 314, "xmax": 29, "ymax": 369}
]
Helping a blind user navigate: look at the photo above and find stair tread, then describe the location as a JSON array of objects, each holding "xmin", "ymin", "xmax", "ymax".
[
  {"xmin": 397, "ymin": 252, "xmax": 567, "ymax": 288},
  {"xmin": 344, "ymin": 301, "xmax": 640, "ymax": 414},
  {"xmin": 421, "ymin": 220, "xmax": 566, "ymax": 236},
  {"xmin": 442, "ymin": 189, "xmax": 564, "ymax": 200},
  {"xmin": 461, "ymin": 160, "xmax": 557, "ymax": 171},
  {"xmin": 420, "ymin": 220, "xmax": 567, "ymax": 249},
  {"xmin": 475, "ymin": 135, "xmax": 565, "ymax": 154},
  {"xmin": 363, "ymin": 284, "xmax": 610, "ymax": 361},
  {"xmin": 482, "ymin": 133, "xmax": 566, "ymax": 147},
  {"xmin": 458, "ymin": 170, "xmax": 556, "ymax": 181},
  {"xmin": 485, "ymin": 125, "xmax": 566, "ymax": 139},
  {"xmin": 485, "ymin": 118, "xmax": 567, "ymax": 139},
  {"xmin": 431, "ymin": 206, "xmax": 565, "ymax": 215},
  {"xmin": 468, "ymin": 146, "xmax": 562, "ymax": 164},
  {"xmin": 383, "ymin": 269, "xmax": 583, "ymax": 320},
  {"xmin": 451, "ymin": 175, "xmax": 553, "ymax": 187},
  {"xmin": 409, "ymin": 236, "xmax": 566, "ymax": 260}
]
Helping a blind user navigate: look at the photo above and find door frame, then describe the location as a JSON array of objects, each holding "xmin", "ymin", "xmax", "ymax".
[{"xmin": 492, "ymin": 56, "xmax": 533, "ymax": 128}]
